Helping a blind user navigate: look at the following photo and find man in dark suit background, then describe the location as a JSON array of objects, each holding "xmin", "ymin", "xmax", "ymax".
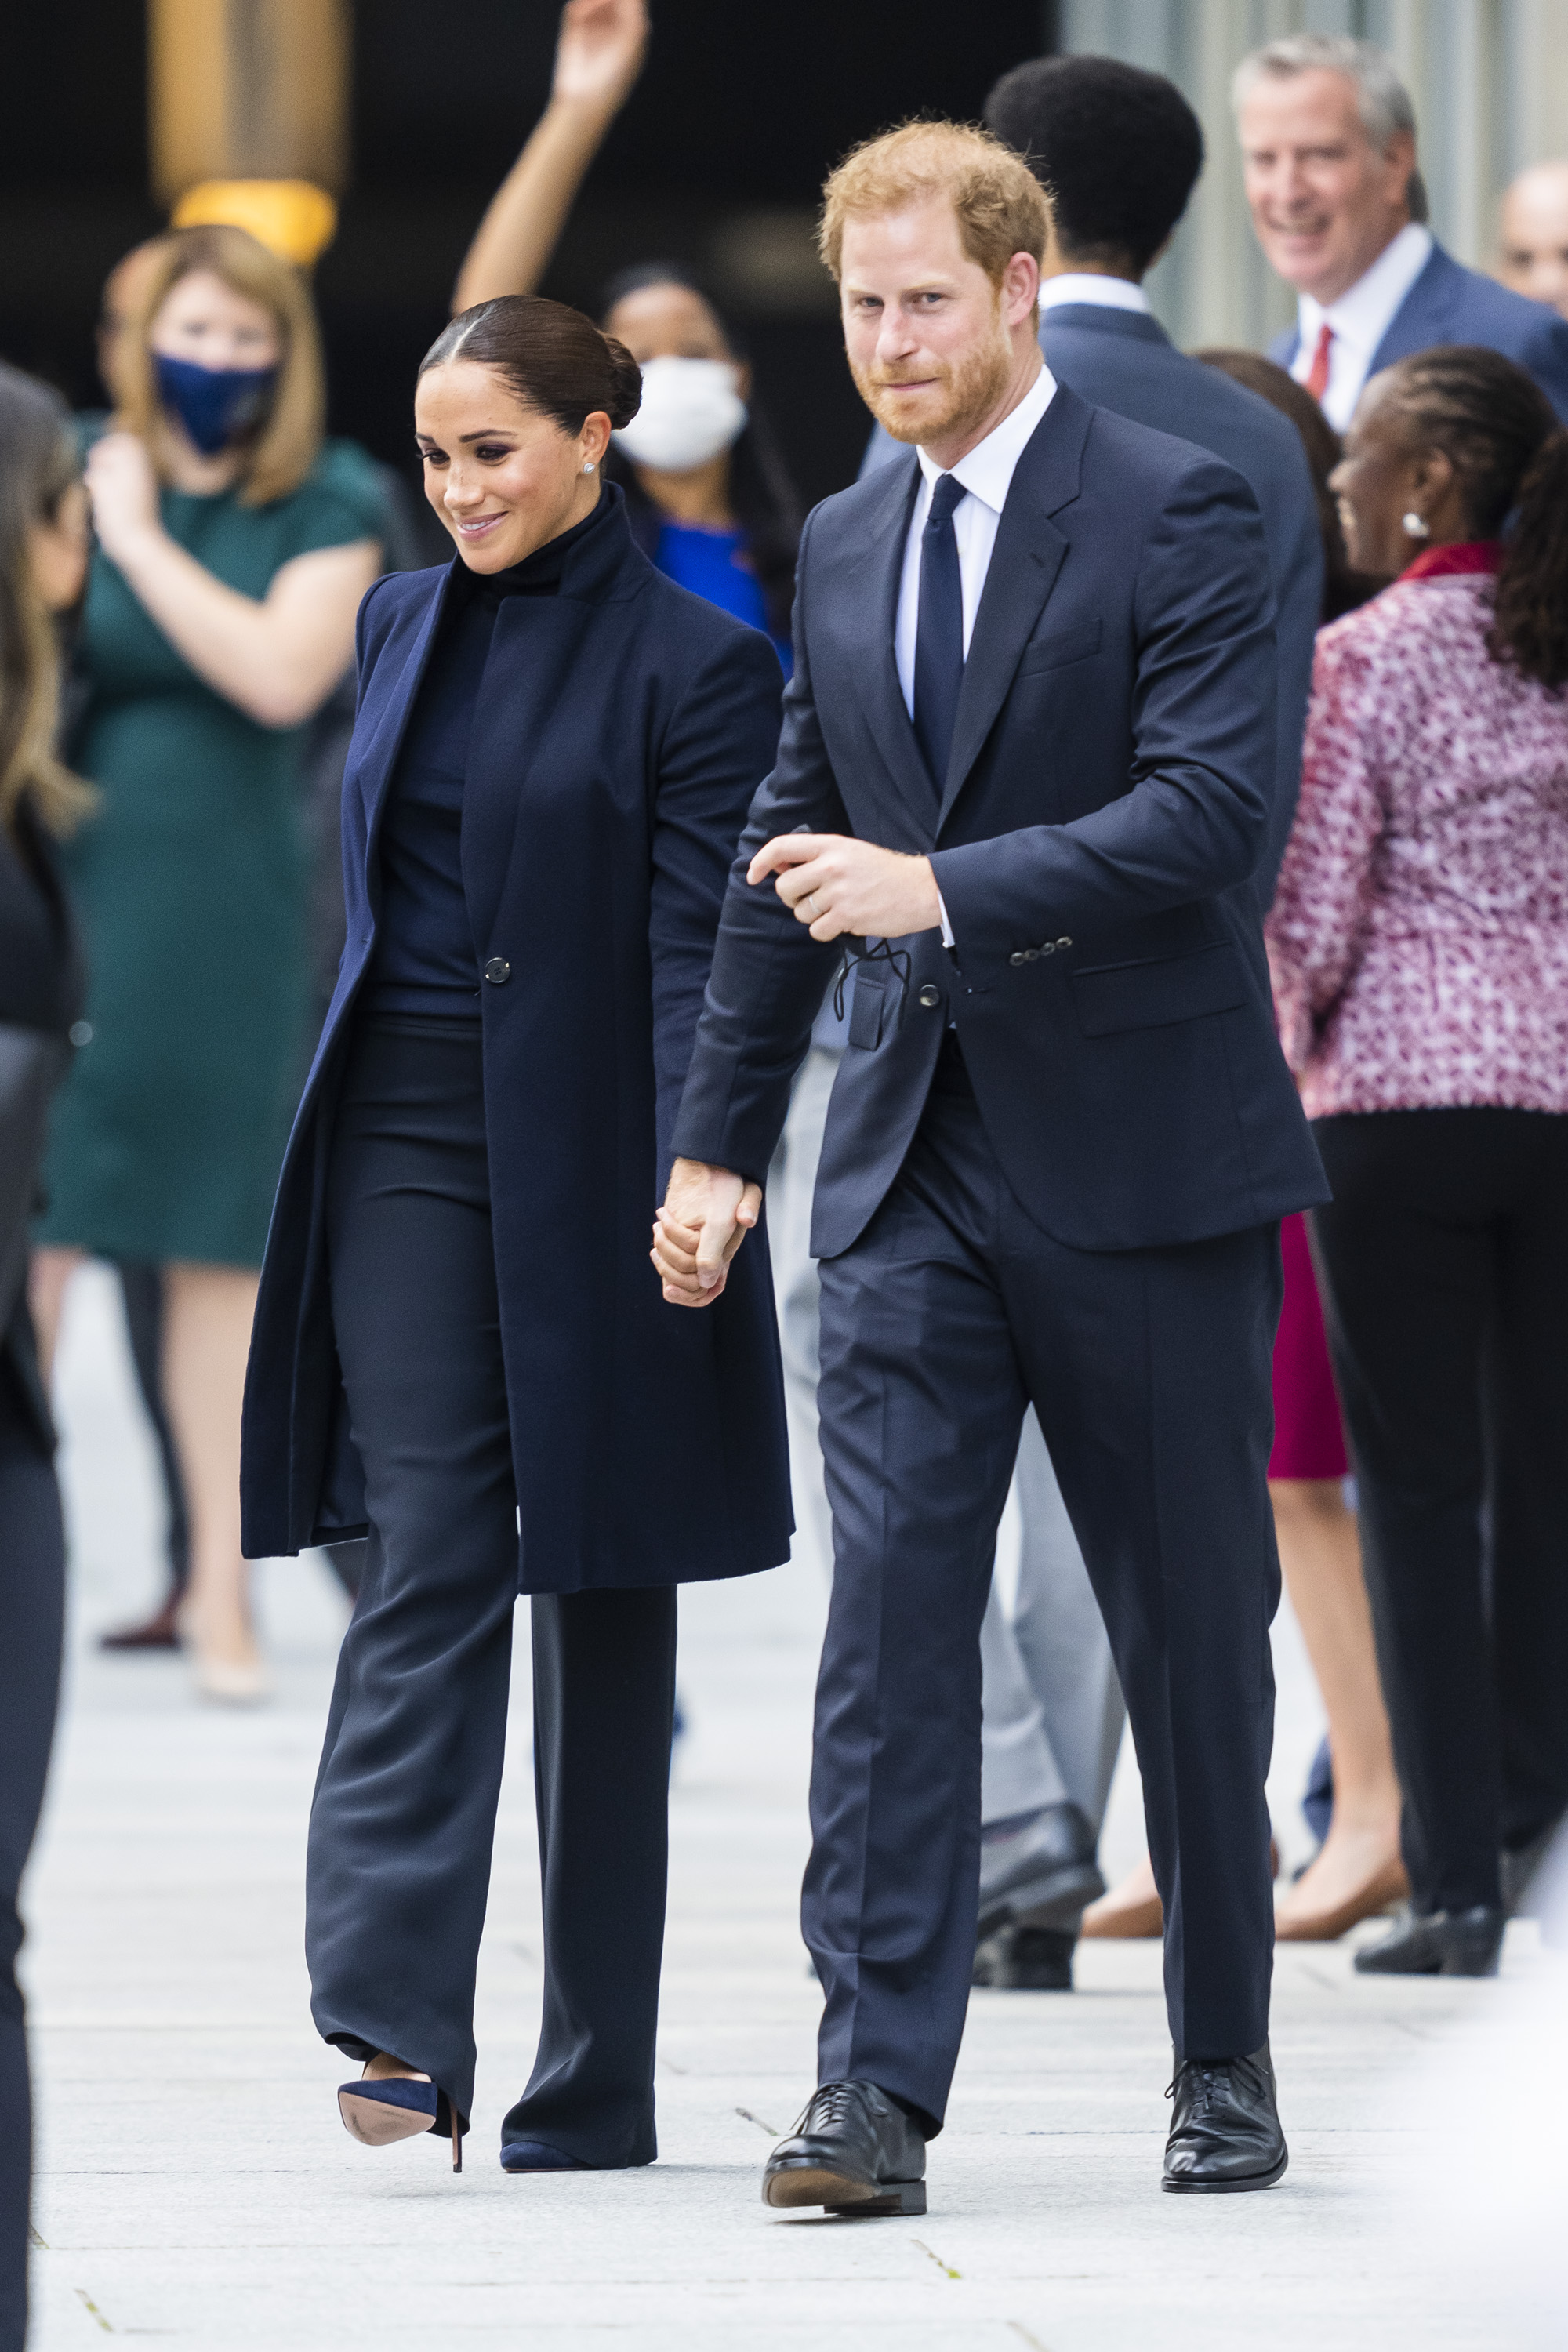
[
  {"xmin": 1238, "ymin": 32, "xmax": 1568, "ymax": 426},
  {"xmin": 655, "ymin": 119, "xmax": 1327, "ymax": 2211}
]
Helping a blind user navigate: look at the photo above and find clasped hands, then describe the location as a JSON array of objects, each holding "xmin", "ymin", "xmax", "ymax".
[{"xmin": 652, "ymin": 832, "xmax": 940, "ymax": 1309}]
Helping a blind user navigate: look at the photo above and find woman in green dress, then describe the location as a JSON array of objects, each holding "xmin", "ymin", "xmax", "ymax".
[{"xmin": 31, "ymin": 225, "xmax": 382, "ymax": 1702}]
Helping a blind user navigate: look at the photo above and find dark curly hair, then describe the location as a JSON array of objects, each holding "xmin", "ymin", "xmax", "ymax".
[
  {"xmin": 1386, "ymin": 345, "xmax": 1568, "ymax": 690},
  {"xmin": 983, "ymin": 54, "xmax": 1204, "ymax": 275}
]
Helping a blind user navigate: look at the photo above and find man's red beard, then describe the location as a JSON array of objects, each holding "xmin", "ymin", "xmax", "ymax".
[{"xmin": 850, "ymin": 309, "xmax": 1013, "ymax": 446}]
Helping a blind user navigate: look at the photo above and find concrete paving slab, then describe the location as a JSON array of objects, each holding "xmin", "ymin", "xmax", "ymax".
[{"xmin": 18, "ymin": 1266, "xmax": 1554, "ymax": 2347}]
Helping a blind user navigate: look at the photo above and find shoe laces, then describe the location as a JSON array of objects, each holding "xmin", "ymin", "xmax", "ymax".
[
  {"xmin": 800, "ymin": 2080, "xmax": 860, "ymax": 2133},
  {"xmin": 1166, "ymin": 2060, "xmax": 1229, "ymax": 2114}
]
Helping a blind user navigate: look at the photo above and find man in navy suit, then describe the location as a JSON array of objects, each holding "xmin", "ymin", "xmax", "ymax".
[
  {"xmin": 1237, "ymin": 32, "xmax": 1568, "ymax": 429},
  {"xmin": 655, "ymin": 120, "xmax": 1327, "ymax": 2210}
]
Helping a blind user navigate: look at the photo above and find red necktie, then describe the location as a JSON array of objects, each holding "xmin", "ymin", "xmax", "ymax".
[{"xmin": 1304, "ymin": 322, "xmax": 1334, "ymax": 405}]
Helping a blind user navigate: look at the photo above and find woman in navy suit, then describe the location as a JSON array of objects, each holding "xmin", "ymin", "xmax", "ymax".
[{"xmin": 240, "ymin": 296, "xmax": 789, "ymax": 2175}]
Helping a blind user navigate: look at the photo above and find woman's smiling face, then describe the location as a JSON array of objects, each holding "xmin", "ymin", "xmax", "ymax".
[{"xmin": 415, "ymin": 360, "xmax": 610, "ymax": 571}]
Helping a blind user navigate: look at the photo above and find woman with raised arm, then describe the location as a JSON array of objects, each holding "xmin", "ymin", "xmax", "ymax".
[
  {"xmin": 456, "ymin": 0, "xmax": 801, "ymax": 670},
  {"xmin": 240, "ymin": 296, "xmax": 789, "ymax": 2175},
  {"xmin": 1268, "ymin": 346, "xmax": 1568, "ymax": 1975},
  {"xmin": 29, "ymin": 225, "xmax": 383, "ymax": 1702}
]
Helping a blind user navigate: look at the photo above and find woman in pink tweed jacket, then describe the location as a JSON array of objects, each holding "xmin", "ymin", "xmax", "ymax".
[{"xmin": 1267, "ymin": 345, "xmax": 1568, "ymax": 1981}]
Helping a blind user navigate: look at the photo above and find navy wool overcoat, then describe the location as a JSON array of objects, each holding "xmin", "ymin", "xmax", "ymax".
[{"xmin": 240, "ymin": 488, "xmax": 793, "ymax": 1593}]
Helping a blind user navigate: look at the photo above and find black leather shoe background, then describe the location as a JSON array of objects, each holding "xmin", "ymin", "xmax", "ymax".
[
  {"xmin": 1353, "ymin": 1905, "xmax": 1504, "ymax": 1977},
  {"xmin": 1163, "ymin": 2043, "xmax": 1287, "ymax": 2194},
  {"xmin": 973, "ymin": 1924, "xmax": 1075, "ymax": 1990},
  {"xmin": 763, "ymin": 2080, "xmax": 926, "ymax": 2212}
]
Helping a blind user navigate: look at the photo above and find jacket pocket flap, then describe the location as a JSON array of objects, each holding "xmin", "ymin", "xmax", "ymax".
[
  {"xmin": 1071, "ymin": 942, "xmax": 1247, "ymax": 1037},
  {"xmin": 1017, "ymin": 619, "xmax": 1102, "ymax": 677}
]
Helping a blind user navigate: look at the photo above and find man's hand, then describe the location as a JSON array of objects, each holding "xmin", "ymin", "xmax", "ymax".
[
  {"xmin": 652, "ymin": 1158, "xmax": 761, "ymax": 1309},
  {"xmin": 748, "ymin": 833, "xmax": 942, "ymax": 942},
  {"xmin": 551, "ymin": 0, "xmax": 649, "ymax": 118}
]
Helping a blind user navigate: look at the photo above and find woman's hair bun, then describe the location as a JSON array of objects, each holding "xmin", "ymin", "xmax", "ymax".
[
  {"xmin": 600, "ymin": 333, "xmax": 643, "ymax": 432},
  {"xmin": 419, "ymin": 296, "xmax": 642, "ymax": 439}
]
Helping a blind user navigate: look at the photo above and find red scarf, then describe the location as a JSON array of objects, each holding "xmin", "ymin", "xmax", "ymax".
[{"xmin": 1399, "ymin": 539, "xmax": 1504, "ymax": 583}]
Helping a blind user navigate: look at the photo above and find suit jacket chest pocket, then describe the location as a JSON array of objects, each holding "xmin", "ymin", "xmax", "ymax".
[{"xmin": 1016, "ymin": 618, "xmax": 1102, "ymax": 681}]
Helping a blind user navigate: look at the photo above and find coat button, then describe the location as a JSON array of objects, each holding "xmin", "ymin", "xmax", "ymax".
[
  {"xmin": 1055, "ymin": 937, "xmax": 1073, "ymax": 949},
  {"xmin": 1038, "ymin": 942, "xmax": 1056, "ymax": 956},
  {"xmin": 485, "ymin": 957, "xmax": 510, "ymax": 984},
  {"xmin": 917, "ymin": 983, "xmax": 942, "ymax": 1008},
  {"xmin": 1007, "ymin": 953, "xmax": 1026, "ymax": 968}
]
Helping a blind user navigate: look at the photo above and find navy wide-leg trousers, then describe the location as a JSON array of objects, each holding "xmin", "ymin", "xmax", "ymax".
[
  {"xmin": 307, "ymin": 1017, "xmax": 676, "ymax": 2163},
  {"xmin": 809, "ymin": 1043, "xmax": 1282, "ymax": 2131}
]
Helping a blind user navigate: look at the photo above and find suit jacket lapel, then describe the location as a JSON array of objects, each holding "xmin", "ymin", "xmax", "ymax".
[
  {"xmin": 937, "ymin": 385, "xmax": 1090, "ymax": 830},
  {"xmin": 838, "ymin": 452, "xmax": 942, "ymax": 826},
  {"xmin": 351, "ymin": 566, "xmax": 455, "ymax": 869},
  {"xmin": 1370, "ymin": 244, "xmax": 1458, "ymax": 374}
]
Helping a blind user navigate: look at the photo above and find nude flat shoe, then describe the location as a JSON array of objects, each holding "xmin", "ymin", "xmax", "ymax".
[
  {"xmin": 1080, "ymin": 1858, "xmax": 1163, "ymax": 1940},
  {"xmin": 192, "ymin": 1653, "xmax": 273, "ymax": 1706},
  {"xmin": 1275, "ymin": 1853, "xmax": 1409, "ymax": 1941}
]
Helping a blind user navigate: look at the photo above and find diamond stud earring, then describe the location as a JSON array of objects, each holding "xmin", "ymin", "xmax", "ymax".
[{"xmin": 1402, "ymin": 510, "xmax": 1429, "ymax": 538}]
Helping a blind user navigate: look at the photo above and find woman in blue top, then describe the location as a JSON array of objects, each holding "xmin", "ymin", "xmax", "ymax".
[{"xmin": 454, "ymin": 0, "xmax": 802, "ymax": 669}]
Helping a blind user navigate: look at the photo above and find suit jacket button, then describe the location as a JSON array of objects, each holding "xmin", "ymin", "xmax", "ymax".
[
  {"xmin": 1039, "ymin": 942, "xmax": 1055, "ymax": 956},
  {"xmin": 917, "ymin": 983, "xmax": 942, "ymax": 1007},
  {"xmin": 1007, "ymin": 953, "xmax": 1026, "ymax": 968},
  {"xmin": 485, "ymin": 956, "xmax": 510, "ymax": 984},
  {"xmin": 1055, "ymin": 937, "xmax": 1073, "ymax": 949}
]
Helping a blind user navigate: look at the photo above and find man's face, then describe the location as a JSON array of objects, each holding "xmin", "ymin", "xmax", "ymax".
[
  {"xmin": 1240, "ymin": 67, "xmax": 1415, "ymax": 306},
  {"xmin": 839, "ymin": 198, "xmax": 1022, "ymax": 455},
  {"xmin": 1498, "ymin": 163, "xmax": 1568, "ymax": 320}
]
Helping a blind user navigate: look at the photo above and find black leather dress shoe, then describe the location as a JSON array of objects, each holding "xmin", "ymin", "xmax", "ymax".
[
  {"xmin": 1163, "ymin": 2044, "xmax": 1287, "ymax": 2194},
  {"xmin": 973, "ymin": 1924, "xmax": 1075, "ymax": 1990},
  {"xmin": 1353, "ymin": 1904, "xmax": 1504, "ymax": 1976},
  {"xmin": 977, "ymin": 1800, "xmax": 1104, "ymax": 1939},
  {"xmin": 763, "ymin": 2081, "xmax": 927, "ymax": 2216}
]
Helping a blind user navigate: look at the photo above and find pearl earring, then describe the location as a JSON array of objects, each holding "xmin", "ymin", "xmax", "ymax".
[
  {"xmin": 1403, "ymin": 510, "xmax": 1429, "ymax": 539},
  {"xmin": 583, "ymin": 461, "xmax": 594, "ymax": 474}
]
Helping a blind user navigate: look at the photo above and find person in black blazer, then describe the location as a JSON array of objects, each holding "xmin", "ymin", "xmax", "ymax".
[
  {"xmin": 0, "ymin": 361, "xmax": 92, "ymax": 2352},
  {"xmin": 655, "ymin": 123, "xmax": 1327, "ymax": 2209},
  {"xmin": 240, "ymin": 296, "xmax": 789, "ymax": 2176}
]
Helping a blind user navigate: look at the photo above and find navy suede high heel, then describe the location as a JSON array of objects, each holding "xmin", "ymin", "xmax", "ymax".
[{"xmin": 337, "ymin": 2067, "xmax": 465, "ymax": 2172}]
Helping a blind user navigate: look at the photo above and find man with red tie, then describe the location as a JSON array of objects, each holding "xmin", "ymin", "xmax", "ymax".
[{"xmin": 1236, "ymin": 33, "xmax": 1568, "ymax": 430}]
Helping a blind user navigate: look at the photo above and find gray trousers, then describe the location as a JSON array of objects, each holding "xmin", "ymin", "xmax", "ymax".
[{"xmin": 771, "ymin": 1046, "xmax": 1127, "ymax": 1844}]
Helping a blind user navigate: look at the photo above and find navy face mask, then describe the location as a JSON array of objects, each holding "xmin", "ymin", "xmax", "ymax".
[{"xmin": 153, "ymin": 351, "xmax": 278, "ymax": 456}]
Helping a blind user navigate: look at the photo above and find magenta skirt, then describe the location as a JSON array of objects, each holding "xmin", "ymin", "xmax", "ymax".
[{"xmin": 1269, "ymin": 1211, "xmax": 1349, "ymax": 1481}]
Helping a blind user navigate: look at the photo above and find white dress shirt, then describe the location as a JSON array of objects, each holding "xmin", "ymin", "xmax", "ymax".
[
  {"xmin": 1291, "ymin": 222, "xmax": 1433, "ymax": 431},
  {"xmin": 1037, "ymin": 271, "xmax": 1150, "ymax": 318},
  {"xmin": 894, "ymin": 359, "xmax": 1058, "ymax": 713},
  {"xmin": 891, "ymin": 360, "xmax": 1057, "ymax": 947}
]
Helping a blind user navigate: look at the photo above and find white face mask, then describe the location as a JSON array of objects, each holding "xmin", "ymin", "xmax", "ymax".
[{"xmin": 612, "ymin": 355, "xmax": 747, "ymax": 474}]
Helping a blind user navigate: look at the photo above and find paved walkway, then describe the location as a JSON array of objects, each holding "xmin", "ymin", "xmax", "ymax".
[{"xmin": 20, "ymin": 1268, "xmax": 1562, "ymax": 2348}]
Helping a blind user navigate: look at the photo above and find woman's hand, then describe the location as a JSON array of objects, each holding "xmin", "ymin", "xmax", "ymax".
[
  {"xmin": 85, "ymin": 433, "xmax": 164, "ymax": 567},
  {"xmin": 551, "ymin": 0, "xmax": 648, "ymax": 118}
]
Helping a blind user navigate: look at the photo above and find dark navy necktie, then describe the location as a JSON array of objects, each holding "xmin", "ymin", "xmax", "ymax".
[{"xmin": 912, "ymin": 471, "xmax": 966, "ymax": 791}]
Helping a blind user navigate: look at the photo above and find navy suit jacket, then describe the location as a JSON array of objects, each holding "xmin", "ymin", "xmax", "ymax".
[
  {"xmin": 1037, "ymin": 307, "xmax": 1320, "ymax": 902},
  {"xmin": 241, "ymin": 488, "xmax": 793, "ymax": 1590},
  {"xmin": 673, "ymin": 386, "xmax": 1328, "ymax": 1260},
  {"xmin": 1269, "ymin": 239, "xmax": 1568, "ymax": 419},
  {"xmin": 868, "ymin": 306, "xmax": 1323, "ymax": 903}
]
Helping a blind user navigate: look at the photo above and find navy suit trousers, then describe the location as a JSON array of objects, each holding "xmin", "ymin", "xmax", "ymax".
[
  {"xmin": 307, "ymin": 1017, "xmax": 676, "ymax": 2162},
  {"xmin": 808, "ymin": 1040, "xmax": 1282, "ymax": 2129}
]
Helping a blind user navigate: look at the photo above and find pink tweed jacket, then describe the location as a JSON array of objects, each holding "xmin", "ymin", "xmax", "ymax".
[{"xmin": 1266, "ymin": 572, "xmax": 1568, "ymax": 1118}]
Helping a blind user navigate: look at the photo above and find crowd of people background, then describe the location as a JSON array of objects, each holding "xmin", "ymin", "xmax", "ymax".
[{"xmin": 2, "ymin": 0, "xmax": 1568, "ymax": 2336}]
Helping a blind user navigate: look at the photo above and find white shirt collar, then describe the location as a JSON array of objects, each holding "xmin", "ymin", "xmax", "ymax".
[
  {"xmin": 1038, "ymin": 273, "xmax": 1150, "ymax": 316},
  {"xmin": 1298, "ymin": 221, "xmax": 1434, "ymax": 361},
  {"xmin": 915, "ymin": 360, "xmax": 1058, "ymax": 515}
]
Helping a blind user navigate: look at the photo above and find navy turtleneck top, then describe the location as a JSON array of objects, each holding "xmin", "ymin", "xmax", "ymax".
[{"xmin": 365, "ymin": 493, "xmax": 609, "ymax": 1018}]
